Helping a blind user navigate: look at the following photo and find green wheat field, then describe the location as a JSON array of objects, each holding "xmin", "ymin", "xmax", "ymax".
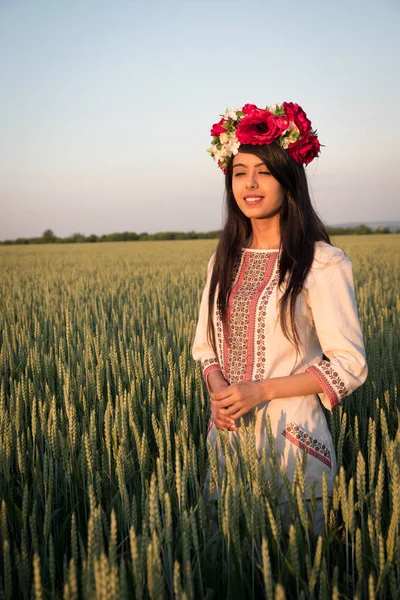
[{"xmin": 0, "ymin": 235, "xmax": 399, "ymax": 600}]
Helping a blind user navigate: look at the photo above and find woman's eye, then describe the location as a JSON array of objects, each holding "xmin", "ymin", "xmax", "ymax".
[{"xmin": 233, "ymin": 171, "xmax": 269, "ymax": 177}]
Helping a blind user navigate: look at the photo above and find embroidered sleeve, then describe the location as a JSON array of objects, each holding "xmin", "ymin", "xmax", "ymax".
[
  {"xmin": 305, "ymin": 246, "xmax": 368, "ymax": 411},
  {"xmin": 201, "ymin": 357, "xmax": 222, "ymax": 389},
  {"xmin": 192, "ymin": 253, "xmax": 222, "ymax": 392}
]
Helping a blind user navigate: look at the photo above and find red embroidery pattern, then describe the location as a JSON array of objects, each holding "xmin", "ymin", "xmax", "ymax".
[
  {"xmin": 215, "ymin": 251, "xmax": 246, "ymax": 381},
  {"xmin": 254, "ymin": 262, "xmax": 279, "ymax": 381},
  {"xmin": 306, "ymin": 360, "xmax": 348, "ymax": 409},
  {"xmin": 202, "ymin": 357, "xmax": 221, "ymax": 382},
  {"xmin": 223, "ymin": 251, "xmax": 279, "ymax": 383},
  {"xmin": 283, "ymin": 422, "xmax": 332, "ymax": 468},
  {"xmin": 215, "ymin": 310, "xmax": 225, "ymax": 378}
]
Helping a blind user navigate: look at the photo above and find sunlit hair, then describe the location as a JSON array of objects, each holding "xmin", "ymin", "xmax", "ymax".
[{"xmin": 207, "ymin": 141, "xmax": 331, "ymax": 358}]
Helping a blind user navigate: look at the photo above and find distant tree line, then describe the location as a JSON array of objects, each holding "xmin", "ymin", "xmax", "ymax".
[
  {"xmin": 1, "ymin": 225, "xmax": 398, "ymax": 245},
  {"xmin": 327, "ymin": 224, "xmax": 394, "ymax": 235},
  {"xmin": 0, "ymin": 228, "xmax": 221, "ymax": 245}
]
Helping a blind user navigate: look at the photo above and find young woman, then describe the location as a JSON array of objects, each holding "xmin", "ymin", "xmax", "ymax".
[{"xmin": 192, "ymin": 102, "xmax": 368, "ymax": 532}]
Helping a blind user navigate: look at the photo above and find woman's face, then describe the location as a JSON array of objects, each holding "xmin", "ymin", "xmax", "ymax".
[{"xmin": 231, "ymin": 151, "xmax": 286, "ymax": 220}]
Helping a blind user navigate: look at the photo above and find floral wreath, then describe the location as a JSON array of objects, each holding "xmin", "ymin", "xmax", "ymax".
[{"xmin": 208, "ymin": 102, "xmax": 321, "ymax": 173}]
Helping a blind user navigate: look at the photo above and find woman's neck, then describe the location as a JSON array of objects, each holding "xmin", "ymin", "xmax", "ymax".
[{"xmin": 247, "ymin": 220, "xmax": 281, "ymax": 250}]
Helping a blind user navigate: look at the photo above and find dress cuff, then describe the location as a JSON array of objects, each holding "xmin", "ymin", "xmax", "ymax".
[
  {"xmin": 201, "ymin": 358, "xmax": 222, "ymax": 392},
  {"xmin": 306, "ymin": 360, "xmax": 348, "ymax": 410}
]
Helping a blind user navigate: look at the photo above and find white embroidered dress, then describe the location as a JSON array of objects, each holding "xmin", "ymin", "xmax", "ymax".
[{"xmin": 192, "ymin": 241, "xmax": 368, "ymax": 501}]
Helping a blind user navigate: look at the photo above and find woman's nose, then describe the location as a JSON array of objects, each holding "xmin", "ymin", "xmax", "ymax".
[{"xmin": 245, "ymin": 175, "xmax": 257, "ymax": 188}]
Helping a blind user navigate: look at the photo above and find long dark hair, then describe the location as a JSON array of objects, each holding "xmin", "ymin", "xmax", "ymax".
[{"xmin": 207, "ymin": 141, "xmax": 331, "ymax": 357}]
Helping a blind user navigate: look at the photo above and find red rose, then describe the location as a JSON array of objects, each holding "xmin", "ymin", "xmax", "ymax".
[
  {"xmin": 242, "ymin": 103, "xmax": 259, "ymax": 115},
  {"xmin": 210, "ymin": 118, "xmax": 227, "ymax": 137},
  {"xmin": 282, "ymin": 102, "xmax": 312, "ymax": 136},
  {"xmin": 236, "ymin": 109, "xmax": 281, "ymax": 145},
  {"xmin": 288, "ymin": 135, "xmax": 320, "ymax": 165},
  {"xmin": 275, "ymin": 116, "xmax": 290, "ymax": 134}
]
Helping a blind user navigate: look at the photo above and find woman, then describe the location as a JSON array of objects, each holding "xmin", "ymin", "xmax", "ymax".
[{"xmin": 192, "ymin": 102, "xmax": 368, "ymax": 533}]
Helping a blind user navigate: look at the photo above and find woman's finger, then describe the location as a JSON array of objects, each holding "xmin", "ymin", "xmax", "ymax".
[
  {"xmin": 214, "ymin": 416, "xmax": 237, "ymax": 431},
  {"xmin": 216, "ymin": 422, "xmax": 238, "ymax": 431},
  {"xmin": 224, "ymin": 403, "xmax": 243, "ymax": 415},
  {"xmin": 230, "ymin": 409, "xmax": 244, "ymax": 421},
  {"xmin": 217, "ymin": 411, "xmax": 236, "ymax": 427},
  {"xmin": 217, "ymin": 406, "xmax": 233, "ymax": 417},
  {"xmin": 210, "ymin": 388, "xmax": 234, "ymax": 401},
  {"xmin": 211, "ymin": 397, "xmax": 239, "ymax": 409}
]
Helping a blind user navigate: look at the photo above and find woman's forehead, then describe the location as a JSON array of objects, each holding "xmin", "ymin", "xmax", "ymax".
[{"xmin": 232, "ymin": 152, "xmax": 264, "ymax": 166}]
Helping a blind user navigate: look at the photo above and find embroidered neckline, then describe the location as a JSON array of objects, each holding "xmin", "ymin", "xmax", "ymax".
[
  {"xmin": 241, "ymin": 248, "xmax": 280, "ymax": 253},
  {"xmin": 221, "ymin": 251, "xmax": 279, "ymax": 383}
]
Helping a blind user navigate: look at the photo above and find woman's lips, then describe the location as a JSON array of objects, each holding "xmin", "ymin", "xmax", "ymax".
[{"xmin": 244, "ymin": 196, "xmax": 263, "ymax": 206}]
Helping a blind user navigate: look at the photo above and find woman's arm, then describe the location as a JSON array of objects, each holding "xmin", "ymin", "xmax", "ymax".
[
  {"xmin": 302, "ymin": 247, "xmax": 368, "ymax": 410},
  {"xmin": 207, "ymin": 369, "xmax": 229, "ymax": 393},
  {"xmin": 262, "ymin": 372, "xmax": 323, "ymax": 400},
  {"xmin": 211, "ymin": 245, "xmax": 368, "ymax": 420},
  {"xmin": 210, "ymin": 373, "xmax": 323, "ymax": 421},
  {"xmin": 192, "ymin": 254, "xmax": 236, "ymax": 430},
  {"xmin": 192, "ymin": 253, "xmax": 223, "ymax": 391}
]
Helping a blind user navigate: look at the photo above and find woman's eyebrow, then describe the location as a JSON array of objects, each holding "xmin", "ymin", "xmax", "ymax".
[{"xmin": 232, "ymin": 162, "xmax": 265, "ymax": 169}]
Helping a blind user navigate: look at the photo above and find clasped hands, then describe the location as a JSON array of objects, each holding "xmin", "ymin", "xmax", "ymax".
[
  {"xmin": 210, "ymin": 380, "xmax": 265, "ymax": 431},
  {"xmin": 207, "ymin": 370, "xmax": 321, "ymax": 431}
]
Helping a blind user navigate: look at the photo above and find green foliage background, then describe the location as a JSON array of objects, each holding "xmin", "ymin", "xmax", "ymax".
[{"xmin": 0, "ymin": 235, "xmax": 399, "ymax": 599}]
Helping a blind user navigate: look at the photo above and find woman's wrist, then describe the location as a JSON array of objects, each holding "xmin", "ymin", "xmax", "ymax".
[
  {"xmin": 207, "ymin": 369, "xmax": 228, "ymax": 393},
  {"xmin": 258, "ymin": 378, "xmax": 274, "ymax": 402},
  {"xmin": 258, "ymin": 372, "xmax": 323, "ymax": 402}
]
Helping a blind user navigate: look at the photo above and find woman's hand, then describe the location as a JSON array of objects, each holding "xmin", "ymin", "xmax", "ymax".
[
  {"xmin": 210, "ymin": 398, "xmax": 237, "ymax": 431},
  {"xmin": 207, "ymin": 371, "xmax": 237, "ymax": 431},
  {"xmin": 210, "ymin": 381, "xmax": 266, "ymax": 421}
]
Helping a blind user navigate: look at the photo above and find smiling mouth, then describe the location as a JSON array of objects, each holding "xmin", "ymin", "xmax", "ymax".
[{"xmin": 244, "ymin": 196, "xmax": 263, "ymax": 204}]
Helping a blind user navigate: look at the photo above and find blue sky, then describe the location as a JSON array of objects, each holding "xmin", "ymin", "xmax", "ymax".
[{"xmin": 0, "ymin": 0, "xmax": 399, "ymax": 239}]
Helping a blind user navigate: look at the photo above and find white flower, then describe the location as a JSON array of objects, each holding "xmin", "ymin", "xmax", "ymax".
[
  {"xmin": 226, "ymin": 136, "xmax": 240, "ymax": 154},
  {"xmin": 269, "ymin": 103, "xmax": 278, "ymax": 115},
  {"xmin": 211, "ymin": 128, "xmax": 240, "ymax": 162},
  {"xmin": 224, "ymin": 108, "xmax": 238, "ymax": 120},
  {"xmin": 212, "ymin": 146, "xmax": 226, "ymax": 162},
  {"xmin": 281, "ymin": 123, "xmax": 301, "ymax": 149}
]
